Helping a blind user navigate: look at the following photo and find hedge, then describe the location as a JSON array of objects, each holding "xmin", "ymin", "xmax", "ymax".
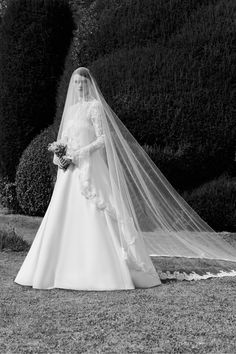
[
  {"xmin": 0, "ymin": 0, "xmax": 75, "ymax": 181},
  {"xmin": 15, "ymin": 125, "xmax": 57, "ymax": 216}
]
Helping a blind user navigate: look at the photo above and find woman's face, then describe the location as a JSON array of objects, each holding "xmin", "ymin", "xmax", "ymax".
[{"xmin": 73, "ymin": 74, "xmax": 89, "ymax": 96}]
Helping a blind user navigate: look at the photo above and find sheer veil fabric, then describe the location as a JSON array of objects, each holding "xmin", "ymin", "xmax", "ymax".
[{"xmin": 54, "ymin": 67, "xmax": 236, "ymax": 281}]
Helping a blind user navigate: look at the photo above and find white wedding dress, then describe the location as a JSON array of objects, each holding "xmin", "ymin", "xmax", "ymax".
[{"xmin": 14, "ymin": 99, "xmax": 161, "ymax": 290}]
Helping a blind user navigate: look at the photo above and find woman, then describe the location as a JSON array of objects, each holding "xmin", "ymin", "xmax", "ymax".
[{"xmin": 14, "ymin": 67, "xmax": 236, "ymax": 290}]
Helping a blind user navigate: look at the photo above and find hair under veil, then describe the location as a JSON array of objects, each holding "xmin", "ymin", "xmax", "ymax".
[{"xmin": 53, "ymin": 67, "xmax": 236, "ymax": 281}]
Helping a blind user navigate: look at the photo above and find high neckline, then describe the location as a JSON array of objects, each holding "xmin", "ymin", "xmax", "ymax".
[{"xmin": 77, "ymin": 95, "xmax": 94, "ymax": 103}]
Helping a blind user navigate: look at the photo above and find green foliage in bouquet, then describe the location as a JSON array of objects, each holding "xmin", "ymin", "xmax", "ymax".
[
  {"xmin": 183, "ymin": 176, "xmax": 236, "ymax": 232},
  {"xmin": 15, "ymin": 125, "xmax": 57, "ymax": 216},
  {"xmin": 0, "ymin": 0, "xmax": 75, "ymax": 181},
  {"xmin": 0, "ymin": 226, "xmax": 30, "ymax": 252}
]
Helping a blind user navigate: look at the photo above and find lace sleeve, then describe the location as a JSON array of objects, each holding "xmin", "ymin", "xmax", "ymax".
[
  {"xmin": 70, "ymin": 101, "xmax": 105, "ymax": 164},
  {"xmin": 89, "ymin": 101, "xmax": 105, "ymax": 153}
]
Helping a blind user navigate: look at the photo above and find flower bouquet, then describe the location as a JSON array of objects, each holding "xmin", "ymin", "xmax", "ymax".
[{"xmin": 48, "ymin": 140, "xmax": 70, "ymax": 170}]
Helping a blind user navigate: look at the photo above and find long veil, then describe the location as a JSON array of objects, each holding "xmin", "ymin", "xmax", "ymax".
[{"xmin": 54, "ymin": 67, "xmax": 236, "ymax": 280}]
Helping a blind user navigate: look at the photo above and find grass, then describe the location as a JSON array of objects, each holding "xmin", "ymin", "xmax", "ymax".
[
  {"xmin": 0, "ymin": 226, "xmax": 30, "ymax": 252},
  {"xmin": 0, "ymin": 212, "xmax": 41, "ymax": 245},
  {"xmin": 1, "ymin": 251, "xmax": 236, "ymax": 353},
  {"xmin": 1, "ymin": 207, "xmax": 236, "ymax": 353}
]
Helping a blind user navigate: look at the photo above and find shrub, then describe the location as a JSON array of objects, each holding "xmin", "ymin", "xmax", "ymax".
[
  {"xmin": 182, "ymin": 176, "xmax": 236, "ymax": 232},
  {"xmin": 82, "ymin": 0, "xmax": 211, "ymax": 64},
  {"xmin": 0, "ymin": 226, "xmax": 30, "ymax": 252},
  {"xmin": 0, "ymin": 0, "xmax": 75, "ymax": 181},
  {"xmin": 53, "ymin": 0, "xmax": 235, "ymax": 191},
  {"xmin": 0, "ymin": 177, "xmax": 22, "ymax": 213},
  {"xmin": 15, "ymin": 125, "xmax": 57, "ymax": 216},
  {"xmin": 70, "ymin": 0, "xmax": 98, "ymax": 64},
  {"xmin": 90, "ymin": 0, "xmax": 235, "ymax": 147},
  {"xmin": 142, "ymin": 142, "xmax": 235, "ymax": 191},
  {"xmin": 0, "ymin": 175, "xmax": 9, "ymax": 196},
  {"xmin": 0, "ymin": 0, "xmax": 7, "ymax": 18},
  {"xmin": 88, "ymin": 0, "xmax": 235, "ymax": 188}
]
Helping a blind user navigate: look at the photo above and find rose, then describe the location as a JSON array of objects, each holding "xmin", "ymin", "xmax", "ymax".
[{"xmin": 48, "ymin": 141, "xmax": 67, "ymax": 158}]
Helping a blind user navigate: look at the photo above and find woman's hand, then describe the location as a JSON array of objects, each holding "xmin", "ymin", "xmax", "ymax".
[{"xmin": 58, "ymin": 156, "xmax": 72, "ymax": 169}]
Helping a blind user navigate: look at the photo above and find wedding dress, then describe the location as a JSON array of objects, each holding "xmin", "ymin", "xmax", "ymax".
[
  {"xmin": 14, "ymin": 98, "xmax": 161, "ymax": 290},
  {"xmin": 14, "ymin": 67, "xmax": 236, "ymax": 290}
]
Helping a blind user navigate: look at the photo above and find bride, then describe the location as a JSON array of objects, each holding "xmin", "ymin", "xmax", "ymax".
[{"xmin": 14, "ymin": 67, "xmax": 236, "ymax": 290}]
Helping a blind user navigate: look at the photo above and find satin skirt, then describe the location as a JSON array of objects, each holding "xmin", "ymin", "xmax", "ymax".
[{"xmin": 14, "ymin": 157, "xmax": 161, "ymax": 290}]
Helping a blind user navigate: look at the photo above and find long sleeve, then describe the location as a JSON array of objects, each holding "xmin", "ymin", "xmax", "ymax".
[{"xmin": 70, "ymin": 101, "xmax": 105, "ymax": 165}]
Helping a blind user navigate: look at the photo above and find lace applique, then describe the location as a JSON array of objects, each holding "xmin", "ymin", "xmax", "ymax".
[
  {"xmin": 158, "ymin": 269, "xmax": 236, "ymax": 281},
  {"xmin": 79, "ymin": 178, "xmax": 117, "ymax": 218},
  {"xmin": 89, "ymin": 101, "xmax": 105, "ymax": 151},
  {"xmin": 74, "ymin": 100, "xmax": 106, "ymax": 199},
  {"xmin": 74, "ymin": 100, "xmax": 105, "ymax": 159}
]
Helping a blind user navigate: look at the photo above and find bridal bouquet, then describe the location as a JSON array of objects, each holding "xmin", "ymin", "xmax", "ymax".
[
  {"xmin": 48, "ymin": 140, "xmax": 69, "ymax": 170},
  {"xmin": 48, "ymin": 140, "xmax": 67, "ymax": 157}
]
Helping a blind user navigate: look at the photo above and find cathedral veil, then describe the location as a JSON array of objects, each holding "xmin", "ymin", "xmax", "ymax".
[{"xmin": 54, "ymin": 67, "xmax": 236, "ymax": 280}]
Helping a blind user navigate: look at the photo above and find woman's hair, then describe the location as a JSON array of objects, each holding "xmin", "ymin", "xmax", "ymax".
[{"xmin": 74, "ymin": 67, "xmax": 92, "ymax": 83}]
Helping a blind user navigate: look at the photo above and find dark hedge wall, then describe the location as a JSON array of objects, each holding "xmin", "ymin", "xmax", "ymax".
[
  {"xmin": 54, "ymin": 0, "xmax": 235, "ymax": 190},
  {"xmin": 79, "ymin": 0, "xmax": 212, "ymax": 65},
  {"xmin": 0, "ymin": 0, "xmax": 75, "ymax": 181}
]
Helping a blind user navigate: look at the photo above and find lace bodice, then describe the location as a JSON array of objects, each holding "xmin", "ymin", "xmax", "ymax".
[
  {"xmin": 52, "ymin": 99, "xmax": 108, "ymax": 209},
  {"xmin": 61, "ymin": 99, "xmax": 105, "ymax": 164}
]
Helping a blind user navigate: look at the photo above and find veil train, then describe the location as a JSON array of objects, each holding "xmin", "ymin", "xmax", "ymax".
[{"xmin": 55, "ymin": 67, "xmax": 236, "ymax": 281}]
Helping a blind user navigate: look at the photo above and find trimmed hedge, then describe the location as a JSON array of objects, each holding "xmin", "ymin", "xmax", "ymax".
[
  {"xmin": 51, "ymin": 0, "xmax": 235, "ymax": 197},
  {"xmin": 80, "ymin": 0, "xmax": 211, "ymax": 65},
  {"xmin": 183, "ymin": 176, "xmax": 236, "ymax": 232},
  {"xmin": 87, "ymin": 0, "xmax": 235, "ymax": 187},
  {"xmin": 15, "ymin": 125, "xmax": 57, "ymax": 216},
  {"xmin": 143, "ymin": 143, "xmax": 235, "ymax": 191},
  {"xmin": 0, "ymin": 0, "xmax": 75, "ymax": 181},
  {"xmin": 70, "ymin": 0, "xmax": 98, "ymax": 64},
  {"xmin": 89, "ymin": 0, "xmax": 235, "ymax": 146}
]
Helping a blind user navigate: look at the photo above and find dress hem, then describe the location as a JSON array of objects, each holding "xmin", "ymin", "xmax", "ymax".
[{"xmin": 14, "ymin": 280, "xmax": 135, "ymax": 291}]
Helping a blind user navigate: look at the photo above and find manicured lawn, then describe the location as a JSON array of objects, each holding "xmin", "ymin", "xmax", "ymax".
[
  {"xmin": 1, "ymin": 208, "xmax": 236, "ymax": 353},
  {"xmin": 1, "ymin": 250, "xmax": 236, "ymax": 353},
  {"xmin": 0, "ymin": 212, "xmax": 41, "ymax": 245}
]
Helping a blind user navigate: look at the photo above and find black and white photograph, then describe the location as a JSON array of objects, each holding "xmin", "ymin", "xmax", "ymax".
[{"xmin": 0, "ymin": 0, "xmax": 236, "ymax": 353}]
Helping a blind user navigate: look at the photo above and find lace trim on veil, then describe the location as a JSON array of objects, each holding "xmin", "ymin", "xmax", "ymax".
[
  {"xmin": 158, "ymin": 269, "xmax": 236, "ymax": 281},
  {"xmin": 78, "ymin": 176, "xmax": 236, "ymax": 281}
]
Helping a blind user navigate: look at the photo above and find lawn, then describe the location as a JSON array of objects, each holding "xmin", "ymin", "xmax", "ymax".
[
  {"xmin": 0, "ymin": 211, "xmax": 41, "ymax": 245},
  {"xmin": 1, "ymin": 209, "xmax": 236, "ymax": 353},
  {"xmin": 0, "ymin": 250, "xmax": 236, "ymax": 353}
]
